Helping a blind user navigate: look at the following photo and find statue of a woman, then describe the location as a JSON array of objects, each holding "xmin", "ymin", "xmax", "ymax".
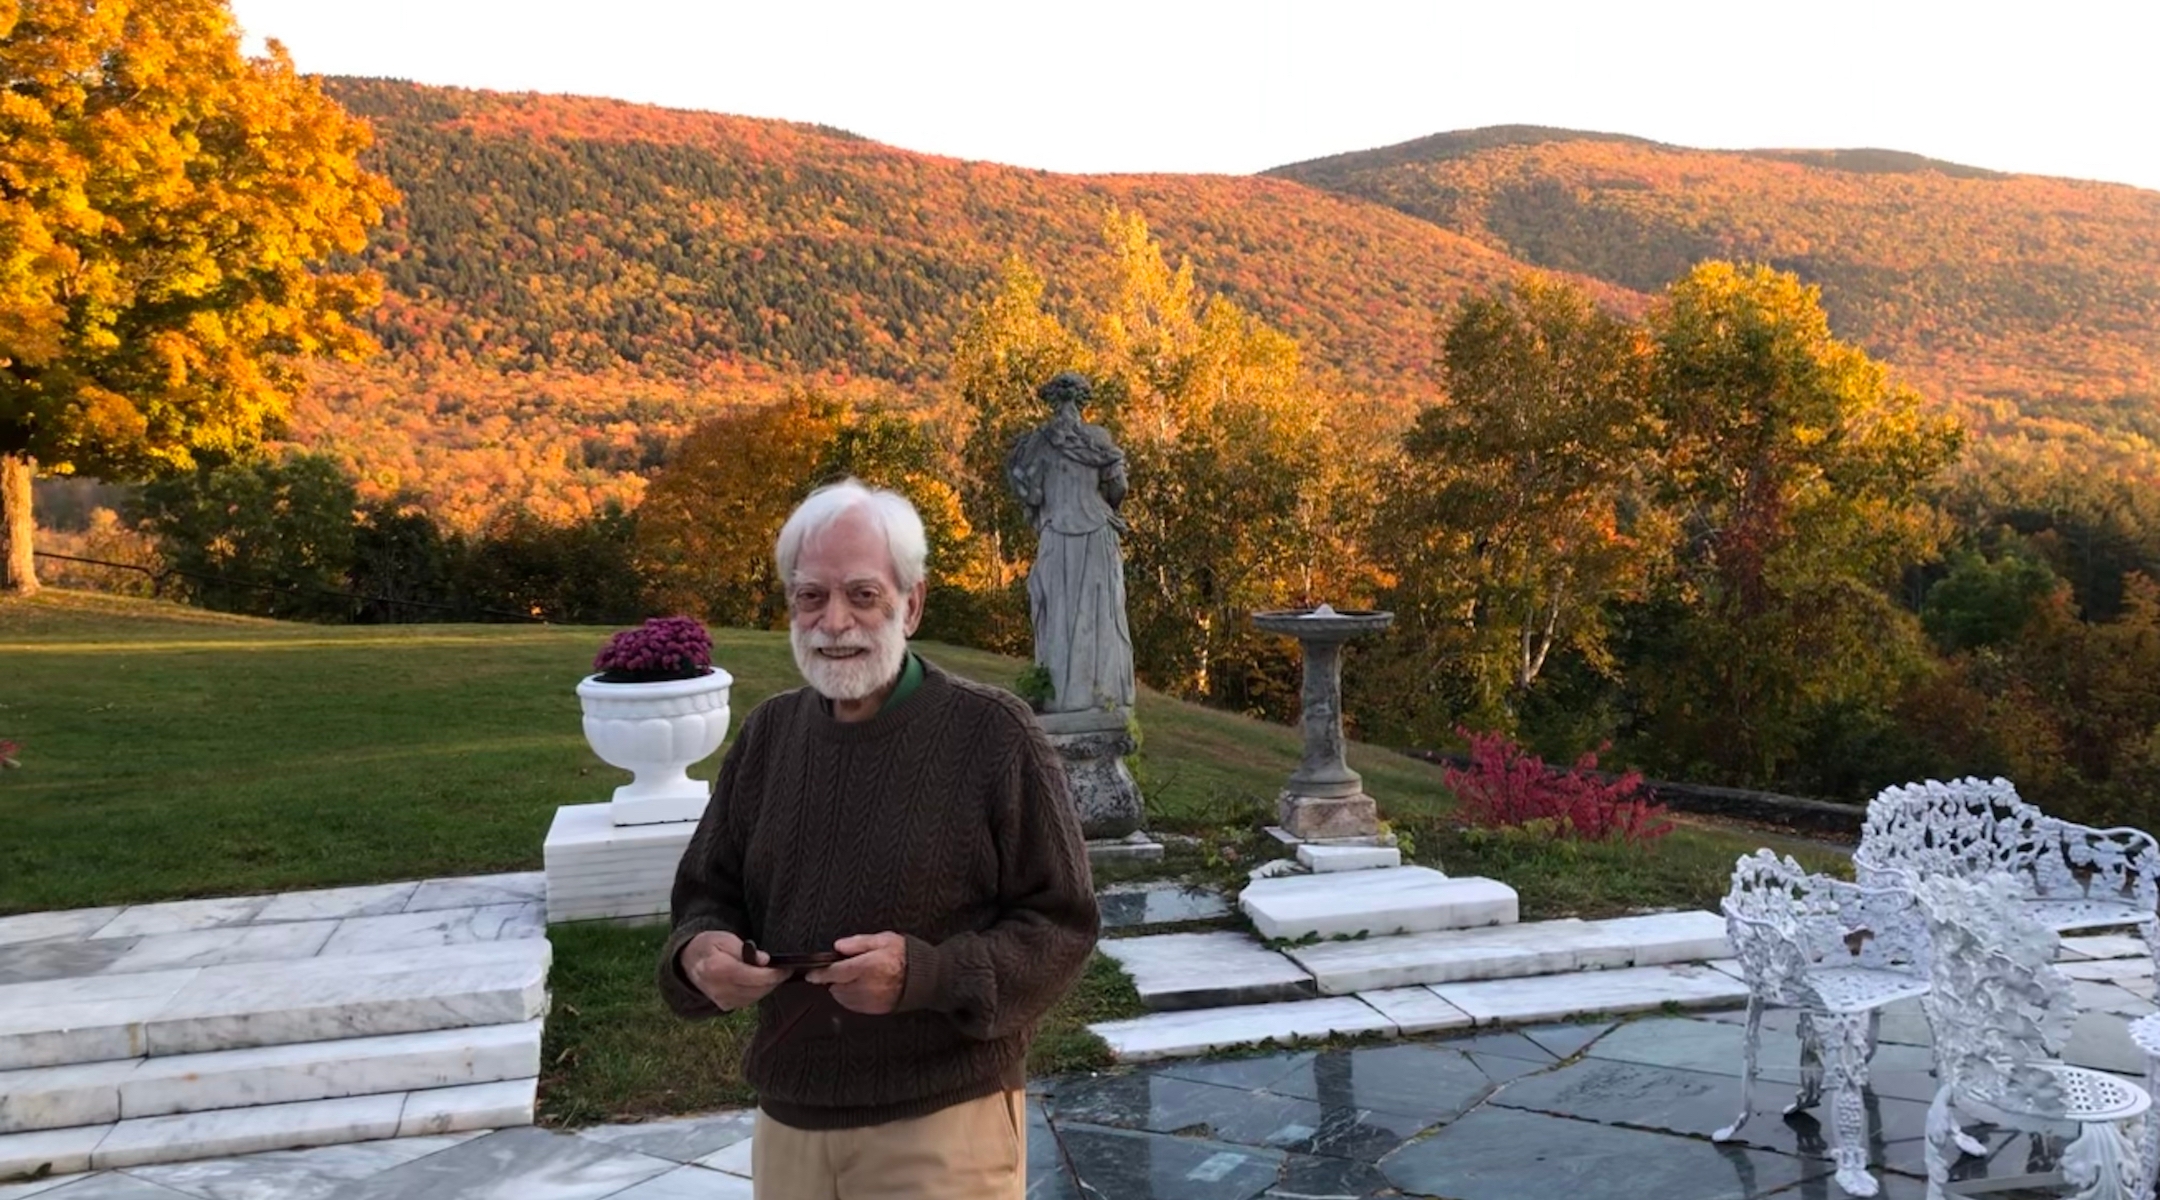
[{"xmin": 1006, "ymin": 373, "xmax": 1136, "ymax": 715}]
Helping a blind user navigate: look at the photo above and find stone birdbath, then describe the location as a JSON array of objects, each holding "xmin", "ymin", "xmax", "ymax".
[{"xmin": 1251, "ymin": 603, "xmax": 1395, "ymax": 841}]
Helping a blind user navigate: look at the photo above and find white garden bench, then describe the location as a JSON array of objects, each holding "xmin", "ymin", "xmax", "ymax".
[{"xmin": 1854, "ymin": 777, "xmax": 2160, "ymax": 937}]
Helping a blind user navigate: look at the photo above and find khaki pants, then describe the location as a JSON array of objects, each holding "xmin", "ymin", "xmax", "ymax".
[{"xmin": 751, "ymin": 1089, "xmax": 1026, "ymax": 1200}]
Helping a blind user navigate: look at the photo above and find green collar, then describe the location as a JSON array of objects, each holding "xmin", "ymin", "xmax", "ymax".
[{"xmin": 886, "ymin": 651, "xmax": 925, "ymax": 710}]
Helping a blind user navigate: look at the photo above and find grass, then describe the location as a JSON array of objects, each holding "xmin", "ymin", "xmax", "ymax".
[{"xmin": 0, "ymin": 588, "xmax": 1831, "ymax": 1123}]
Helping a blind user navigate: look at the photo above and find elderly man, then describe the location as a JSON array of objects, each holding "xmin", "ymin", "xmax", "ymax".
[{"xmin": 658, "ymin": 478, "xmax": 1100, "ymax": 1199}]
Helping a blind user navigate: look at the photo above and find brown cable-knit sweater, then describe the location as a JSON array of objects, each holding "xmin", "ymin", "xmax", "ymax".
[{"xmin": 656, "ymin": 658, "xmax": 1100, "ymax": 1130}]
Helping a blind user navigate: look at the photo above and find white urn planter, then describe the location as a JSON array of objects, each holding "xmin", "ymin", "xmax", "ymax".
[{"xmin": 576, "ymin": 667, "xmax": 734, "ymax": 826}]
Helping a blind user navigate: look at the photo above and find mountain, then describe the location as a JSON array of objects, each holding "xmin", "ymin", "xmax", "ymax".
[
  {"xmin": 1267, "ymin": 125, "xmax": 2160, "ymax": 457},
  {"xmin": 291, "ymin": 84, "xmax": 2160, "ymax": 527}
]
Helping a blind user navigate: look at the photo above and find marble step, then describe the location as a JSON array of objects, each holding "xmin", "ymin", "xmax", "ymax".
[
  {"xmin": 1098, "ymin": 931, "xmax": 1313, "ymax": 1011},
  {"xmin": 1238, "ymin": 867, "xmax": 1517, "ymax": 942},
  {"xmin": 0, "ymin": 938, "xmax": 551, "ymax": 1070},
  {"xmin": 0, "ymin": 1021, "xmax": 543, "ymax": 1135},
  {"xmin": 0, "ymin": 1078, "xmax": 537, "ymax": 1177},
  {"xmin": 1283, "ymin": 911, "xmax": 1730, "ymax": 995},
  {"xmin": 1294, "ymin": 844, "xmax": 1403, "ymax": 873},
  {"xmin": 1085, "ymin": 961, "xmax": 1750, "ymax": 1064}
]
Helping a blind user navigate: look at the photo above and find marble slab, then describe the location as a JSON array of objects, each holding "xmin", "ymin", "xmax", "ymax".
[
  {"xmin": 0, "ymin": 938, "xmax": 142, "ymax": 987},
  {"xmin": 1099, "ymin": 932, "xmax": 1314, "ymax": 1011},
  {"xmin": 92, "ymin": 899, "xmax": 273, "ymax": 941},
  {"xmin": 1089, "ymin": 996, "xmax": 1397, "ymax": 1062},
  {"xmin": 120, "ymin": 1132, "xmax": 483, "ymax": 1200},
  {"xmin": 1095, "ymin": 882, "xmax": 1232, "ymax": 930},
  {"xmin": 333, "ymin": 1126, "xmax": 676, "ymax": 1200},
  {"xmin": 1355, "ymin": 987, "xmax": 1475, "ymax": 1034},
  {"xmin": 1295, "ymin": 844, "xmax": 1402, "ymax": 873},
  {"xmin": 122, "ymin": 1021, "xmax": 543, "ymax": 1121},
  {"xmin": 253, "ymin": 884, "xmax": 421, "ymax": 925},
  {"xmin": 578, "ymin": 1111, "xmax": 754, "ymax": 1164},
  {"xmin": 403, "ymin": 874, "xmax": 547, "ymax": 915},
  {"xmin": 695, "ymin": 1135, "xmax": 755, "ymax": 1176},
  {"xmin": 2060, "ymin": 957, "xmax": 2154, "ymax": 982},
  {"xmin": 0, "ymin": 970, "xmax": 202, "ymax": 1071},
  {"xmin": 91, "ymin": 1092, "xmax": 406, "ymax": 1170},
  {"xmin": 2060, "ymin": 933, "xmax": 2148, "ymax": 961},
  {"xmin": 1431, "ymin": 963, "xmax": 1748, "ymax": 1026},
  {"xmin": 0, "ymin": 1123, "xmax": 110, "ymax": 1182},
  {"xmin": 0, "ymin": 908, "xmax": 125, "ymax": 949},
  {"xmin": 318, "ymin": 904, "xmax": 546, "ymax": 958},
  {"xmin": 603, "ymin": 1165, "xmax": 756, "ymax": 1200},
  {"xmin": 396, "ymin": 1078, "xmax": 537, "ymax": 1137},
  {"xmin": 1284, "ymin": 918, "xmax": 1615, "ymax": 994},
  {"xmin": 142, "ymin": 939, "xmax": 550, "ymax": 1056},
  {"xmin": 1241, "ymin": 869, "xmax": 1516, "ymax": 942},
  {"xmin": 1592, "ymin": 911, "xmax": 1730, "ymax": 963},
  {"xmin": 101, "ymin": 922, "xmax": 339, "ymax": 978},
  {"xmin": 0, "ymin": 1175, "xmax": 83, "ymax": 1200},
  {"xmin": 0, "ymin": 1058, "xmax": 137, "ymax": 1134}
]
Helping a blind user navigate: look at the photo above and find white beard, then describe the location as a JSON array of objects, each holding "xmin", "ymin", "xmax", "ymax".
[{"xmin": 791, "ymin": 620, "xmax": 908, "ymax": 703}]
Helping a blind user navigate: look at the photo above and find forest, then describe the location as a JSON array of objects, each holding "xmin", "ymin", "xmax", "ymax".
[{"xmin": 29, "ymin": 79, "xmax": 2160, "ymax": 826}]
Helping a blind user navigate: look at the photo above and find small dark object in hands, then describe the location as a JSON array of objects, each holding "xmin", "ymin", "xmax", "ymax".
[{"xmin": 740, "ymin": 940, "xmax": 843, "ymax": 969}]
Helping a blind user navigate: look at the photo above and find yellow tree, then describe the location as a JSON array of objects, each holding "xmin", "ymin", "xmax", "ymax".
[{"xmin": 1, "ymin": 0, "xmax": 394, "ymax": 593}]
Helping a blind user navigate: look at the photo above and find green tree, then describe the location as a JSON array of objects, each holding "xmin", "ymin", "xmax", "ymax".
[
  {"xmin": 1, "ymin": 0, "xmax": 395, "ymax": 594},
  {"xmin": 1374, "ymin": 275, "xmax": 1666, "ymax": 736},
  {"xmin": 1630, "ymin": 261, "xmax": 1964, "ymax": 783},
  {"xmin": 1921, "ymin": 548, "xmax": 2061, "ymax": 654},
  {"xmin": 131, "ymin": 452, "xmax": 359, "ymax": 620}
]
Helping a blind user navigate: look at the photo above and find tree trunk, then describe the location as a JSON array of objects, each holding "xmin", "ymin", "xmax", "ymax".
[{"xmin": 1, "ymin": 453, "xmax": 37, "ymax": 596}]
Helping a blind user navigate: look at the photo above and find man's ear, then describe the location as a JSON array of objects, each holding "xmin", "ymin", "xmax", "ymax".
[{"xmin": 903, "ymin": 579, "xmax": 927, "ymax": 636}]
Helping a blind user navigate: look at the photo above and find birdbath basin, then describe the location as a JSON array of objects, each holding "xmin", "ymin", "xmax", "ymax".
[{"xmin": 1252, "ymin": 604, "xmax": 1395, "ymax": 803}]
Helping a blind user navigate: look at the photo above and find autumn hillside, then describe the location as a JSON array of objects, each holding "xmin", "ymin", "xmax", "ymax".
[
  {"xmin": 298, "ymin": 82, "xmax": 2160, "ymax": 526},
  {"xmin": 1270, "ymin": 124, "xmax": 2160, "ymax": 459}
]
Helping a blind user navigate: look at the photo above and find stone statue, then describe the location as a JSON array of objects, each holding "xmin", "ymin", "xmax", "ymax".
[{"xmin": 1006, "ymin": 372, "xmax": 1136, "ymax": 717}]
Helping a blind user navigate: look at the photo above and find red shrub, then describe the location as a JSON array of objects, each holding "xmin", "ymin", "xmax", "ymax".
[{"xmin": 1441, "ymin": 728, "xmax": 1672, "ymax": 844}]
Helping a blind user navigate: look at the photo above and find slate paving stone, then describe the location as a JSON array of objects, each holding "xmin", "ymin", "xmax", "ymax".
[
  {"xmin": 1522, "ymin": 1019, "xmax": 1617, "ymax": 1060},
  {"xmin": 1489, "ymin": 1057, "xmax": 2013, "ymax": 1179},
  {"xmin": 1097, "ymin": 883, "xmax": 1233, "ymax": 931},
  {"xmin": 1380, "ymin": 1107, "xmax": 1833, "ymax": 1200},
  {"xmin": 1436, "ymin": 1028, "xmax": 1559, "ymax": 1063},
  {"xmin": 1584, "ymin": 1015, "xmax": 1945, "ymax": 1101},
  {"xmin": 1047, "ymin": 1072, "xmax": 1432, "ymax": 1163},
  {"xmin": 1263, "ymin": 1154, "xmax": 1393, "ymax": 1198},
  {"xmin": 1153, "ymin": 1050, "xmax": 1316, "ymax": 1092},
  {"xmin": 1057, "ymin": 1123, "xmax": 1286, "ymax": 1200},
  {"xmin": 326, "ymin": 1127, "xmax": 676, "ymax": 1200},
  {"xmin": 1261, "ymin": 1043, "xmax": 1496, "ymax": 1126}
]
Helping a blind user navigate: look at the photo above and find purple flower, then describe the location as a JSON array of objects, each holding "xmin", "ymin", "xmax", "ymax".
[{"xmin": 594, "ymin": 616, "xmax": 713, "ymax": 678}]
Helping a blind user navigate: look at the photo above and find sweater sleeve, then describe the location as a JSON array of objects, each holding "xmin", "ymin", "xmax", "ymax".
[
  {"xmin": 655, "ymin": 708, "xmax": 763, "ymax": 1019},
  {"xmin": 895, "ymin": 709, "xmax": 1100, "ymax": 1040}
]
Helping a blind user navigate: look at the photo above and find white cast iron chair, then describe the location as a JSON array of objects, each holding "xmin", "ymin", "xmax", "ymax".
[
  {"xmin": 1912, "ymin": 872, "xmax": 2151, "ymax": 1200},
  {"xmin": 1714, "ymin": 849, "xmax": 1933, "ymax": 1197}
]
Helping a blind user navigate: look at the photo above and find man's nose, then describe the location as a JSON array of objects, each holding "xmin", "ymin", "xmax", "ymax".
[{"xmin": 817, "ymin": 602, "xmax": 856, "ymax": 636}]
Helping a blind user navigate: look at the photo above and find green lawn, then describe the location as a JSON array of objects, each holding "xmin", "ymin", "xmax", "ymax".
[{"xmin": 0, "ymin": 588, "xmax": 1830, "ymax": 1123}]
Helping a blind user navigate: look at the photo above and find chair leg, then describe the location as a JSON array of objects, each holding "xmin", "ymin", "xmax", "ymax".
[
  {"xmin": 2060, "ymin": 1117, "xmax": 2138, "ymax": 1200},
  {"xmin": 1924, "ymin": 1083, "xmax": 1956, "ymax": 1200},
  {"xmin": 1715, "ymin": 993, "xmax": 1764, "ymax": 1142},
  {"xmin": 1788, "ymin": 1009, "xmax": 1825, "ymax": 1115},
  {"xmin": 1821, "ymin": 1011, "xmax": 1879, "ymax": 1197}
]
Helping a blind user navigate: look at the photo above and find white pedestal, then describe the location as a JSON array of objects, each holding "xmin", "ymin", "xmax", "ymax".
[{"xmin": 542, "ymin": 804, "xmax": 697, "ymax": 924}]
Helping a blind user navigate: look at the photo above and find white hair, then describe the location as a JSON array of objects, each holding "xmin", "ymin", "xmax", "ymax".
[{"xmin": 774, "ymin": 479, "xmax": 929, "ymax": 593}]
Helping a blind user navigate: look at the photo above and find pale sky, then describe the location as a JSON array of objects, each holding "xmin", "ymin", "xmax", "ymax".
[{"xmin": 231, "ymin": 0, "xmax": 2160, "ymax": 192}]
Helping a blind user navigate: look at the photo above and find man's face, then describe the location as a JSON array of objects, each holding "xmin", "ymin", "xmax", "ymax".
[{"xmin": 787, "ymin": 507, "xmax": 923, "ymax": 701}]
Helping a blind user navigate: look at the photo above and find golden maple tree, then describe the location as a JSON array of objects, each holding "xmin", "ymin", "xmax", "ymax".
[{"xmin": 0, "ymin": 0, "xmax": 395, "ymax": 593}]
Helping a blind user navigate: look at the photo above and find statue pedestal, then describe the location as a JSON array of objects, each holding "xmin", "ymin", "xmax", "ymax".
[
  {"xmin": 1039, "ymin": 708, "xmax": 1144, "ymax": 840},
  {"xmin": 1278, "ymin": 791, "xmax": 1383, "ymax": 842}
]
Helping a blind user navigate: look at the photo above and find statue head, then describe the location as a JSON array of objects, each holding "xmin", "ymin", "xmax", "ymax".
[{"xmin": 1037, "ymin": 372, "xmax": 1091, "ymax": 416}]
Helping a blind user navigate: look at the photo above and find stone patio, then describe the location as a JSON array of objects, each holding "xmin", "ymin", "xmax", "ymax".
[{"xmin": 3, "ymin": 1008, "xmax": 2099, "ymax": 1199}]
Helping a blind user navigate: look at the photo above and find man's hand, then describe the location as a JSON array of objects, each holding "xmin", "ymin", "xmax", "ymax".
[
  {"xmin": 805, "ymin": 932, "xmax": 908, "ymax": 1015},
  {"xmin": 680, "ymin": 931, "xmax": 790, "ymax": 1012}
]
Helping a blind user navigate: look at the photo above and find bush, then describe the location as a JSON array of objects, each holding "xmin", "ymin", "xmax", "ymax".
[{"xmin": 1442, "ymin": 727, "xmax": 1673, "ymax": 844}]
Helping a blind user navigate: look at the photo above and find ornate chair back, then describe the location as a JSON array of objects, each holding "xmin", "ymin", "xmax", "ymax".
[
  {"xmin": 1721, "ymin": 849, "xmax": 1928, "ymax": 1009},
  {"xmin": 1911, "ymin": 872, "xmax": 2078, "ymax": 1118},
  {"xmin": 1857, "ymin": 778, "xmax": 2160, "ymax": 918}
]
